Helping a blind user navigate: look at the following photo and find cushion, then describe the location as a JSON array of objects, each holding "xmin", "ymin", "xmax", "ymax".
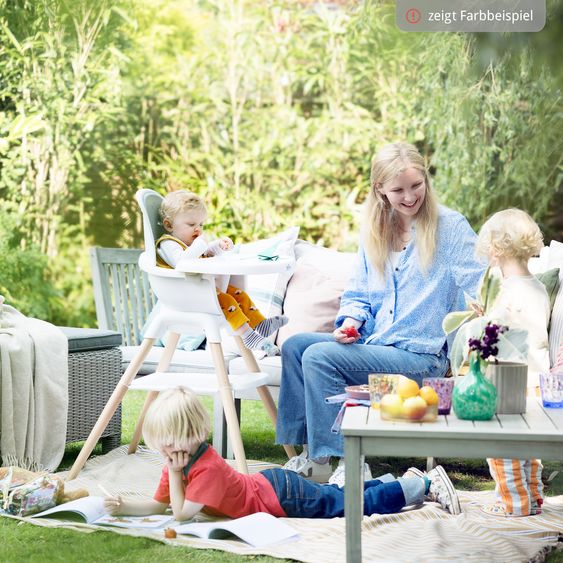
[
  {"xmin": 219, "ymin": 227, "xmax": 300, "ymax": 356},
  {"xmin": 60, "ymin": 327, "xmax": 122, "ymax": 352},
  {"xmin": 547, "ymin": 240, "xmax": 563, "ymax": 366},
  {"xmin": 243, "ymin": 226, "xmax": 300, "ymax": 321},
  {"xmin": 535, "ymin": 268, "xmax": 560, "ymax": 311},
  {"xmin": 276, "ymin": 245, "xmax": 356, "ymax": 346}
]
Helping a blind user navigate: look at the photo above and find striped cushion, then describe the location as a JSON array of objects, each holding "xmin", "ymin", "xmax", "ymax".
[
  {"xmin": 243, "ymin": 227, "xmax": 299, "ymax": 322},
  {"xmin": 548, "ymin": 240, "xmax": 563, "ymax": 367}
]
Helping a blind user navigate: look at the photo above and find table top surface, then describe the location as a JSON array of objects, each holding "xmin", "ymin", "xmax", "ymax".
[
  {"xmin": 341, "ymin": 398, "xmax": 563, "ymax": 443},
  {"xmin": 174, "ymin": 254, "xmax": 295, "ymax": 275}
]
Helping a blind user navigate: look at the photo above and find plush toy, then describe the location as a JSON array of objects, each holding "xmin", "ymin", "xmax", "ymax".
[{"xmin": 0, "ymin": 466, "xmax": 89, "ymax": 516}]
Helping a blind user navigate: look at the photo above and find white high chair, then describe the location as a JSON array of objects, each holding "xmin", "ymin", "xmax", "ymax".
[{"xmin": 67, "ymin": 189, "xmax": 296, "ymax": 479}]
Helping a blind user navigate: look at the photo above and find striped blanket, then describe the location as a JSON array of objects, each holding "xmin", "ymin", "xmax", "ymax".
[{"xmin": 10, "ymin": 447, "xmax": 563, "ymax": 562}]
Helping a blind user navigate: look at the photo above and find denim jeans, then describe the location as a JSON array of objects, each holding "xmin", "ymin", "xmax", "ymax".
[
  {"xmin": 261, "ymin": 468, "xmax": 424, "ymax": 518},
  {"xmin": 275, "ymin": 333, "xmax": 448, "ymax": 459}
]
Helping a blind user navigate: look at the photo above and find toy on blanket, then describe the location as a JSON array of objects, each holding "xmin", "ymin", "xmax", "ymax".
[{"xmin": 0, "ymin": 466, "xmax": 89, "ymax": 517}]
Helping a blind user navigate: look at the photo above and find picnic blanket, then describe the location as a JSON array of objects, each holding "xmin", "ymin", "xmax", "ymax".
[
  {"xmin": 0, "ymin": 298, "xmax": 68, "ymax": 471},
  {"xmin": 8, "ymin": 446, "xmax": 561, "ymax": 562}
]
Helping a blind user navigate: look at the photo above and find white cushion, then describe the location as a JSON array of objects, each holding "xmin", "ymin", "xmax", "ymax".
[
  {"xmin": 547, "ymin": 240, "xmax": 563, "ymax": 366},
  {"xmin": 121, "ymin": 346, "xmax": 236, "ymax": 375}
]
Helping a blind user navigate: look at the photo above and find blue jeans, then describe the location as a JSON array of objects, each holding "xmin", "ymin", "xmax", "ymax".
[
  {"xmin": 261, "ymin": 468, "xmax": 425, "ymax": 518},
  {"xmin": 275, "ymin": 333, "xmax": 448, "ymax": 459}
]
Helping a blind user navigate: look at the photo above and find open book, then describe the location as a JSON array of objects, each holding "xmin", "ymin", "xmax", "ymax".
[
  {"xmin": 31, "ymin": 496, "xmax": 174, "ymax": 529},
  {"xmin": 174, "ymin": 512, "xmax": 299, "ymax": 547}
]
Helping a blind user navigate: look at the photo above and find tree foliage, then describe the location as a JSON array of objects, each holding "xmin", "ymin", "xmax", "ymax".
[{"xmin": 0, "ymin": 0, "xmax": 561, "ymax": 325}]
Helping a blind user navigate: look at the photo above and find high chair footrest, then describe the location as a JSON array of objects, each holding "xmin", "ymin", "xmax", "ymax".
[{"xmin": 129, "ymin": 371, "xmax": 272, "ymax": 395}]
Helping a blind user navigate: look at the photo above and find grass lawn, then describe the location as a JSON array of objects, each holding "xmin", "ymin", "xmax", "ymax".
[{"xmin": 2, "ymin": 391, "xmax": 562, "ymax": 562}]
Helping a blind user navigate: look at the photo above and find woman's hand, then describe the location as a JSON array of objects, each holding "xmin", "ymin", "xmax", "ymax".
[
  {"xmin": 333, "ymin": 322, "xmax": 361, "ymax": 344},
  {"xmin": 219, "ymin": 237, "xmax": 234, "ymax": 251},
  {"xmin": 166, "ymin": 450, "xmax": 190, "ymax": 473}
]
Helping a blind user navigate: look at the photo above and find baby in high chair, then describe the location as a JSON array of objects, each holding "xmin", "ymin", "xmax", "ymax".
[
  {"xmin": 476, "ymin": 208, "xmax": 550, "ymax": 517},
  {"xmin": 103, "ymin": 387, "xmax": 461, "ymax": 521},
  {"xmin": 155, "ymin": 190, "xmax": 287, "ymax": 356}
]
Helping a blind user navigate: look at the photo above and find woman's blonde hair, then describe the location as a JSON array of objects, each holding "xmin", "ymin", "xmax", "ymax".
[
  {"xmin": 142, "ymin": 387, "xmax": 211, "ymax": 452},
  {"xmin": 364, "ymin": 142, "xmax": 439, "ymax": 275},
  {"xmin": 159, "ymin": 190, "xmax": 207, "ymax": 224},
  {"xmin": 476, "ymin": 208, "xmax": 543, "ymax": 262}
]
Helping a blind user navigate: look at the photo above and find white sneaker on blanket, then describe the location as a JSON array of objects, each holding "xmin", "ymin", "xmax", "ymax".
[
  {"xmin": 295, "ymin": 459, "xmax": 333, "ymax": 483},
  {"xmin": 427, "ymin": 465, "xmax": 461, "ymax": 515},
  {"xmin": 283, "ymin": 453, "xmax": 309, "ymax": 473},
  {"xmin": 328, "ymin": 459, "xmax": 373, "ymax": 488}
]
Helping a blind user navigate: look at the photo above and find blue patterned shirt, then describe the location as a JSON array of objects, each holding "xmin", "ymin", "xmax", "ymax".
[{"xmin": 336, "ymin": 206, "xmax": 486, "ymax": 355}]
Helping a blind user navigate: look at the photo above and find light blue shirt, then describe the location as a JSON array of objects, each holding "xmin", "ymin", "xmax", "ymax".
[{"xmin": 336, "ymin": 206, "xmax": 486, "ymax": 355}]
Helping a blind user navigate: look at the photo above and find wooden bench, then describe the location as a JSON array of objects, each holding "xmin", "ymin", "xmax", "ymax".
[{"xmin": 341, "ymin": 398, "xmax": 563, "ymax": 563}]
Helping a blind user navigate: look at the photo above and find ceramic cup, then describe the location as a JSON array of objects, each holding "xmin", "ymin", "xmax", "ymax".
[
  {"xmin": 422, "ymin": 377, "xmax": 455, "ymax": 415},
  {"xmin": 368, "ymin": 373, "xmax": 401, "ymax": 409}
]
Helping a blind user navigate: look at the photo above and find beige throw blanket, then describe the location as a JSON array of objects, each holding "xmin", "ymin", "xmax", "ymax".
[{"xmin": 0, "ymin": 298, "xmax": 68, "ymax": 471}]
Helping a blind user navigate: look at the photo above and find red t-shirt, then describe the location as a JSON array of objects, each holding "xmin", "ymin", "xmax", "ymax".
[{"xmin": 153, "ymin": 445, "xmax": 286, "ymax": 518}]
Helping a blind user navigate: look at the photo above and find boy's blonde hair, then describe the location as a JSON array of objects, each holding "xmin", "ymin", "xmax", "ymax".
[
  {"xmin": 476, "ymin": 208, "xmax": 543, "ymax": 262},
  {"xmin": 159, "ymin": 190, "xmax": 207, "ymax": 224},
  {"xmin": 365, "ymin": 142, "xmax": 439, "ymax": 275},
  {"xmin": 142, "ymin": 387, "xmax": 210, "ymax": 452}
]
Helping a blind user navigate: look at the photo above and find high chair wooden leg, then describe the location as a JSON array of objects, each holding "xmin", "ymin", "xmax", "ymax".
[
  {"xmin": 128, "ymin": 332, "xmax": 181, "ymax": 454},
  {"xmin": 234, "ymin": 336, "xmax": 297, "ymax": 460},
  {"xmin": 67, "ymin": 338, "xmax": 156, "ymax": 481},
  {"xmin": 209, "ymin": 341, "xmax": 248, "ymax": 474}
]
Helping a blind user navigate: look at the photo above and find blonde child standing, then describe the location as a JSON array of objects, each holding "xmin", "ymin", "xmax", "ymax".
[
  {"xmin": 156, "ymin": 190, "xmax": 287, "ymax": 356},
  {"xmin": 103, "ymin": 387, "xmax": 461, "ymax": 520},
  {"xmin": 476, "ymin": 208, "xmax": 550, "ymax": 517}
]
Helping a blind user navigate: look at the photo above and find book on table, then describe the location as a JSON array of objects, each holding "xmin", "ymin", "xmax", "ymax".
[
  {"xmin": 31, "ymin": 496, "xmax": 174, "ymax": 529},
  {"xmin": 173, "ymin": 512, "xmax": 299, "ymax": 547}
]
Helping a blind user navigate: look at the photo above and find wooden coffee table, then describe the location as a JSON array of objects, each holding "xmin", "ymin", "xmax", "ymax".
[{"xmin": 341, "ymin": 398, "xmax": 563, "ymax": 563}]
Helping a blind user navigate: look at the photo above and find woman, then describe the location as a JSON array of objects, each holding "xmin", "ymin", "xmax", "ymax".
[{"xmin": 276, "ymin": 142, "xmax": 486, "ymax": 486}]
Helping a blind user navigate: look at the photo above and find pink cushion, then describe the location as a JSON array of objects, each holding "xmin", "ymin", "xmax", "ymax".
[{"xmin": 276, "ymin": 246, "xmax": 355, "ymax": 346}]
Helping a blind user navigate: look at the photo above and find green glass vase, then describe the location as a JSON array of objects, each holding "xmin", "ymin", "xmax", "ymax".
[{"xmin": 452, "ymin": 354, "xmax": 497, "ymax": 420}]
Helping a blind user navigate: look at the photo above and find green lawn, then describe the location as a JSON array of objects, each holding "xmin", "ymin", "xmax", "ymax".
[{"xmin": 2, "ymin": 391, "xmax": 562, "ymax": 562}]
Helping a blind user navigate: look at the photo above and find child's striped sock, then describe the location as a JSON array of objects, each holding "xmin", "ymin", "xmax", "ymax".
[
  {"xmin": 242, "ymin": 328, "xmax": 279, "ymax": 356},
  {"xmin": 255, "ymin": 315, "xmax": 289, "ymax": 337}
]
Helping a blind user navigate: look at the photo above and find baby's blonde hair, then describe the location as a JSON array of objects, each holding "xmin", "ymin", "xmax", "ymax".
[
  {"xmin": 142, "ymin": 387, "xmax": 210, "ymax": 452},
  {"xmin": 365, "ymin": 142, "xmax": 439, "ymax": 275},
  {"xmin": 159, "ymin": 190, "xmax": 207, "ymax": 224},
  {"xmin": 476, "ymin": 208, "xmax": 543, "ymax": 262}
]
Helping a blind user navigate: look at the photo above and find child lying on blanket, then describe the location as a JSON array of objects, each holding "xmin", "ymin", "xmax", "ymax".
[
  {"xmin": 103, "ymin": 387, "xmax": 461, "ymax": 520},
  {"xmin": 155, "ymin": 190, "xmax": 287, "ymax": 356},
  {"xmin": 476, "ymin": 208, "xmax": 549, "ymax": 517}
]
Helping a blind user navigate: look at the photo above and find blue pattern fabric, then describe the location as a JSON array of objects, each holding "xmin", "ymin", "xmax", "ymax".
[{"xmin": 336, "ymin": 205, "xmax": 486, "ymax": 355}]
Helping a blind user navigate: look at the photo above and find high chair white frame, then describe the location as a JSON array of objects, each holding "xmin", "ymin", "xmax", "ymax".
[{"xmin": 68, "ymin": 189, "xmax": 296, "ymax": 480}]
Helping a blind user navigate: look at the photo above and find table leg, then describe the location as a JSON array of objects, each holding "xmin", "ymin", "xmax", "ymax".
[{"xmin": 344, "ymin": 436, "xmax": 362, "ymax": 563}]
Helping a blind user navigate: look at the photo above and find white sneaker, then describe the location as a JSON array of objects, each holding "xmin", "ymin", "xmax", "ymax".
[
  {"xmin": 328, "ymin": 459, "xmax": 373, "ymax": 488},
  {"xmin": 283, "ymin": 453, "xmax": 308, "ymax": 473},
  {"xmin": 294, "ymin": 459, "xmax": 333, "ymax": 483},
  {"xmin": 427, "ymin": 465, "xmax": 461, "ymax": 515}
]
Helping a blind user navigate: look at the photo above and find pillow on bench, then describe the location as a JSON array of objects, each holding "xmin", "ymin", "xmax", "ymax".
[{"xmin": 277, "ymin": 242, "xmax": 355, "ymax": 346}]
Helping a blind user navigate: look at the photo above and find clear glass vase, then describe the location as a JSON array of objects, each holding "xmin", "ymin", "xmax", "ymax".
[{"xmin": 452, "ymin": 354, "xmax": 497, "ymax": 420}]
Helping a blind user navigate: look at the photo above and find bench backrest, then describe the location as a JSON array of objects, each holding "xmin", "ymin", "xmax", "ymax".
[{"xmin": 90, "ymin": 247, "xmax": 155, "ymax": 346}]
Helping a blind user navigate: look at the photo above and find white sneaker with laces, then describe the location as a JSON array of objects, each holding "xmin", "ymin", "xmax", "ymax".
[
  {"xmin": 294, "ymin": 459, "xmax": 333, "ymax": 483},
  {"xmin": 328, "ymin": 459, "xmax": 373, "ymax": 488},
  {"xmin": 427, "ymin": 465, "xmax": 461, "ymax": 515},
  {"xmin": 283, "ymin": 453, "xmax": 308, "ymax": 473}
]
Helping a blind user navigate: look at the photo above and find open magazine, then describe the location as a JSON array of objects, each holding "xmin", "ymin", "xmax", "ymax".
[
  {"xmin": 173, "ymin": 512, "xmax": 299, "ymax": 547},
  {"xmin": 31, "ymin": 496, "xmax": 174, "ymax": 529}
]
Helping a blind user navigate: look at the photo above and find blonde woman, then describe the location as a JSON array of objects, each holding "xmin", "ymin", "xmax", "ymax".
[{"xmin": 276, "ymin": 142, "xmax": 485, "ymax": 486}]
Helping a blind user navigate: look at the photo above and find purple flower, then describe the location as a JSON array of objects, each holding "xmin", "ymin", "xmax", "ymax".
[{"xmin": 468, "ymin": 322, "xmax": 508, "ymax": 362}]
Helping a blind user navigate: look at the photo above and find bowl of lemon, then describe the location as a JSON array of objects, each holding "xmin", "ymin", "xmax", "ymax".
[{"xmin": 380, "ymin": 377, "xmax": 439, "ymax": 422}]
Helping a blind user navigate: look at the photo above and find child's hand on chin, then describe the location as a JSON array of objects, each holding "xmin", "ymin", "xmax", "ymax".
[{"xmin": 166, "ymin": 450, "xmax": 190, "ymax": 472}]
